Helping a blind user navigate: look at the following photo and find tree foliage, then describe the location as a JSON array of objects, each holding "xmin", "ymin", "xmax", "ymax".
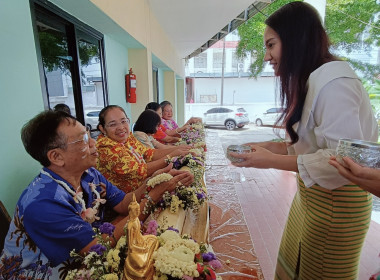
[
  {"xmin": 39, "ymin": 29, "xmax": 99, "ymax": 76},
  {"xmin": 236, "ymin": 0, "xmax": 380, "ymax": 81}
]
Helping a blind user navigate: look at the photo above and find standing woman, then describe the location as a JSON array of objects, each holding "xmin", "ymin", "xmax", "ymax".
[{"xmin": 231, "ymin": 2, "xmax": 378, "ymax": 280}]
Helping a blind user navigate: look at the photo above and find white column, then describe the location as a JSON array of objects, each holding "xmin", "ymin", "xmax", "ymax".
[
  {"xmin": 207, "ymin": 49, "xmax": 213, "ymax": 73},
  {"xmin": 305, "ymin": 0, "xmax": 326, "ymax": 23}
]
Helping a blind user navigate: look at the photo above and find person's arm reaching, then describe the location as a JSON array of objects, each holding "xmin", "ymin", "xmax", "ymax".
[{"xmin": 329, "ymin": 156, "xmax": 380, "ymax": 197}]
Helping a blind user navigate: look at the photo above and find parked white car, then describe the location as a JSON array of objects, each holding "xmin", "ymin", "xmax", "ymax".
[
  {"xmin": 84, "ymin": 109, "xmax": 101, "ymax": 130},
  {"xmin": 203, "ymin": 107, "xmax": 249, "ymax": 130},
  {"xmin": 255, "ymin": 107, "xmax": 284, "ymax": 126}
]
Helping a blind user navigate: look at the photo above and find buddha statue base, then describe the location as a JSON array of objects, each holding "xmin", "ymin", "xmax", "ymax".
[{"xmin": 123, "ymin": 265, "xmax": 155, "ymax": 280}]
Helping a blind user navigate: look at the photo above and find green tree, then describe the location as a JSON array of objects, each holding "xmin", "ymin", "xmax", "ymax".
[
  {"xmin": 39, "ymin": 30, "xmax": 99, "ymax": 76},
  {"xmin": 236, "ymin": 0, "xmax": 380, "ymax": 81}
]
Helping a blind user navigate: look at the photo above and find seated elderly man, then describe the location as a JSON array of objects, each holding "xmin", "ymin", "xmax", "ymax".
[{"xmin": 0, "ymin": 110, "xmax": 193, "ymax": 279}]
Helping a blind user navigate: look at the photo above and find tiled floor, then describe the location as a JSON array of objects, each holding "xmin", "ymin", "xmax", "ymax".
[{"xmin": 231, "ymin": 165, "xmax": 380, "ymax": 280}]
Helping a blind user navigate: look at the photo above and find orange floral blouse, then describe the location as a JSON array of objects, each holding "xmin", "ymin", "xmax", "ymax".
[{"xmin": 96, "ymin": 133, "xmax": 155, "ymax": 193}]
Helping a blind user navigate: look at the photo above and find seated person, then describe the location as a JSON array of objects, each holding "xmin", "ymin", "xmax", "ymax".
[
  {"xmin": 96, "ymin": 105, "xmax": 191, "ymax": 193},
  {"xmin": 134, "ymin": 109, "xmax": 172, "ymax": 149},
  {"xmin": 160, "ymin": 100, "xmax": 202, "ymax": 135},
  {"xmin": 0, "ymin": 110, "xmax": 191, "ymax": 279},
  {"xmin": 53, "ymin": 103, "xmax": 71, "ymax": 115},
  {"xmin": 145, "ymin": 102, "xmax": 180, "ymax": 144}
]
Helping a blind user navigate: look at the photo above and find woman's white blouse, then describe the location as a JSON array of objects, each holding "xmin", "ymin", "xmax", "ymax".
[{"xmin": 287, "ymin": 61, "xmax": 378, "ymax": 190}]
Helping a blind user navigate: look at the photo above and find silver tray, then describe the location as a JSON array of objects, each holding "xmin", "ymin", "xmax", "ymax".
[
  {"xmin": 336, "ymin": 138, "xmax": 380, "ymax": 169},
  {"xmin": 226, "ymin": 145, "xmax": 251, "ymax": 163}
]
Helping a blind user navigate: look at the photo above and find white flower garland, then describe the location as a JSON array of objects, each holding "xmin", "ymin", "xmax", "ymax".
[
  {"xmin": 142, "ymin": 173, "xmax": 173, "ymax": 215},
  {"xmin": 40, "ymin": 169, "xmax": 104, "ymax": 223},
  {"xmin": 146, "ymin": 173, "xmax": 173, "ymax": 187}
]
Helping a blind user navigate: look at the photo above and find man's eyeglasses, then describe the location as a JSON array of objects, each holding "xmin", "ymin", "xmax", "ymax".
[
  {"xmin": 105, "ymin": 118, "xmax": 130, "ymax": 129},
  {"xmin": 67, "ymin": 128, "xmax": 91, "ymax": 145}
]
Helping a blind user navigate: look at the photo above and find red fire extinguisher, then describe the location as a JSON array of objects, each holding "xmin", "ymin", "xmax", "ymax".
[{"xmin": 125, "ymin": 68, "xmax": 137, "ymax": 103}]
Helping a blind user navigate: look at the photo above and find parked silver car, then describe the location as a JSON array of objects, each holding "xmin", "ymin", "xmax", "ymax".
[
  {"xmin": 84, "ymin": 110, "xmax": 101, "ymax": 130},
  {"xmin": 255, "ymin": 107, "xmax": 284, "ymax": 126},
  {"xmin": 203, "ymin": 107, "xmax": 249, "ymax": 130}
]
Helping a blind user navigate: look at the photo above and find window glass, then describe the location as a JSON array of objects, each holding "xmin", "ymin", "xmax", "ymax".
[
  {"xmin": 34, "ymin": 3, "xmax": 107, "ymax": 133},
  {"xmin": 232, "ymin": 51, "xmax": 244, "ymax": 72},
  {"xmin": 194, "ymin": 52, "xmax": 207, "ymax": 69},
  {"xmin": 77, "ymin": 29, "xmax": 105, "ymax": 130},
  {"xmin": 237, "ymin": 108, "xmax": 246, "ymax": 112},
  {"xmin": 35, "ymin": 12, "xmax": 75, "ymax": 116},
  {"xmin": 213, "ymin": 51, "xmax": 223, "ymax": 69}
]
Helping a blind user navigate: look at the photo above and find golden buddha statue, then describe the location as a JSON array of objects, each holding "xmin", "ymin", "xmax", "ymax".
[{"xmin": 123, "ymin": 194, "xmax": 159, "ymax": 280}]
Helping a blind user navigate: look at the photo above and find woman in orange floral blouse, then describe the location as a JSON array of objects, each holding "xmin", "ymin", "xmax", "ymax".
[{"xmin": 96, "ymin": 105, "xmax": 190, "ymax": 193}]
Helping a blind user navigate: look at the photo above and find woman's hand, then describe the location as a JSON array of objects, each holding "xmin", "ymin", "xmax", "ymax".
[
  {"xmin": 244, "ymin": 141, "xmax": 288, "ymax": 155},
  {"xmin": 229, "ymin": 145, "xmax": 275, "ymax": 168},
  {"xmin": 177, "ymin": 124, "xmax": 190, "ymax": 133},
  {"xmin": 151, "ymin": 172, "xmax": 194, "ymax": 200},
  {"xmin": 151, "ymin": 163, "xmax": 173, "ymax": 178},
  {"xmin": 186, "ymin": 117, "xmax": 202, "ymax": 125},
  {"xmin": 230, "ymin": 145, "xmax": 298, "ymax": 171},
  {"xmin": 168, "ymin": 169, "xmax": 194, "ymax": 186},
  {"xmin": 329, "ymin": 156, "xmax": 380, "ymax": 196},
  {"xmin": 168, "ymin": 147, "xmax": 192, "ymax": 158}
]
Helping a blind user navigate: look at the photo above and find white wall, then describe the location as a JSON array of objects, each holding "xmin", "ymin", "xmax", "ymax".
[{"xmin": 193, "ymin": 76, "xmax": 278, "ymax": 104}]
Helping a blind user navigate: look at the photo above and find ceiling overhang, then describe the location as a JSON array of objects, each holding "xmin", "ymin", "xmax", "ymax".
[
  {"xmin": 149, "ymin": 0, "xmax": 273, "ymax": 60},
  {"xmin": 185, "ymin": 1, "xmax": 272, "ymax": 60}
]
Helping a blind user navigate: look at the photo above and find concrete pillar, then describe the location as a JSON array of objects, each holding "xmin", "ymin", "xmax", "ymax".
[
  {"xmin": 176, "ymin": 78, "xmax": 185, "ymax": 126},
  {"xmin": 128, "ymin": 48, "xmax": 153, "ymax": 122},
  {"xmin": 163, "ymin": 70, "xmax": 177, "ymax": 120}
]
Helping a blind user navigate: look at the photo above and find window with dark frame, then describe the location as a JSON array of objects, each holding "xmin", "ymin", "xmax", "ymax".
[
  {"xmin": 32, "ymin": 1, "xmax": 107, "ymax": 131},
  {"xmin": 152, "ymin": 66, "xmax": 159, "ymax": 102},
  {"xmin": 194, "ymin": 52, "xmax": 207, "ymax": 69}
]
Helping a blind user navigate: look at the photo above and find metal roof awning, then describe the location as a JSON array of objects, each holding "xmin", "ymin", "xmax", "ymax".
[{"xmin": 185, "ymin": 0, "xmax": 272, "ymax": 60}]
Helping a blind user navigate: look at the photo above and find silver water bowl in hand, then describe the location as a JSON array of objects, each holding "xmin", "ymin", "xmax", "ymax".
[
  {"xmin": 226, "ymin": 145, "xmax": 251, "ymax": 163},
  {"xmin": 336, "ymin": 138, "xmax": 380, "ymax": 169}
]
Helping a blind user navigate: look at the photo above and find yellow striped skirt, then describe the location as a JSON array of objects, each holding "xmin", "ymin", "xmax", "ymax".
[{"xmin": 275, "ymin": 175, "xmax": 372, "ymax": 280}]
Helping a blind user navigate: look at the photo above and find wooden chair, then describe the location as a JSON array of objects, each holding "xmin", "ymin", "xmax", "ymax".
[{"xmin": 0, "ymin": 201, "xmax": 11, "ymax": 252}]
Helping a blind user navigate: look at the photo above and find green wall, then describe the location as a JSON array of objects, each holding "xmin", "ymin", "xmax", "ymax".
[
  {"xmin": 104, "ymin": 36, "xmax": 131, "ymax": 118},
  {"xmin": 0, "ymin": 0, "xmax": 45, "ymax": 214}
]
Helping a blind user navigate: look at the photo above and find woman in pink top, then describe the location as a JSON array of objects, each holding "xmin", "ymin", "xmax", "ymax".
[{"xmin": 160, "ymin": 101, "xmax": 201, "ymax": 134}]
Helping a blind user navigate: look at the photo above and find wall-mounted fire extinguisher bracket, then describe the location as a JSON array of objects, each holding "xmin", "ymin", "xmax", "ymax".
[{"xmin": 125, "ymin": 68, "xmax": 137, "ymax": 103}]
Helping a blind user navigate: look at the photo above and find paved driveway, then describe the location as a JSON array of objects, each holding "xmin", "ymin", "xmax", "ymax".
[{"xmin": 207, "ymin": 123, "xmax": 285, "ymax": 151}]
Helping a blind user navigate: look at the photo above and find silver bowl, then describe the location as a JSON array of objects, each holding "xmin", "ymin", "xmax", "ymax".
[
  {"xmin": 336, "ymin": 138, "xmax": 380, "ymax": 169},
  {"xmin": 226, "ymin": 145, "xmax": 251, "ymax": 163}
]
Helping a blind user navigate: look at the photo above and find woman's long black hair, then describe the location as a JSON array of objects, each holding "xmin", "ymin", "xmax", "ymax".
[
  {"xmin": 133, "ymin": 109, "xmax": 161, "ymax": 134},
  {"xmin": 266, "ymin": 2, "xmax": 336, "ymax": 144}
]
